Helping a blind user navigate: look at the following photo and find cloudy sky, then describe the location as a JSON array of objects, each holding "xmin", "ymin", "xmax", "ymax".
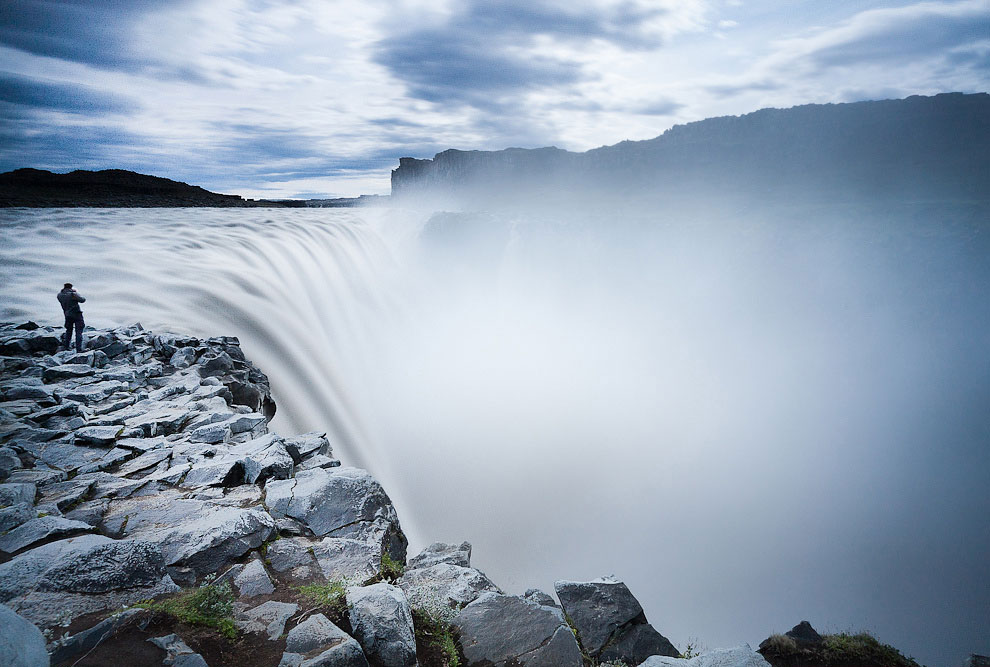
[{"xmin": 1, "ymin": 0, "xmax": 988, "ymax": 198}]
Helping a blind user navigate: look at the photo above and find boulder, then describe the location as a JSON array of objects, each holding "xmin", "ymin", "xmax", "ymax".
[
  {"xmin": 347, "ymin": 583, "xmax": 417, "ymax": 667},
  {"xmin": 265, "ymin": 467, "xmax": 405, "ymax": 560},
  {"xmin": 523, "ymin": 589, "xmax": 558, "ymax": 608},
  {"xmin": 398, "ymin": 562, "xmax": 500, "ymax": 611},
  {"xmin": 0, "ymin": 603, "xmax": 49, "ymax": 667},
  {"xmin": 236, "ymin": 600, "xmax": 299, "ymax": 640},
  {"xmin": 234, "ymin": 558, "xmax": 276, "ymax": 597},
  {"xmin": 784, "ymin": 620, "xmax": 822, "ymax": 648},
  {"xmin": 101, "ymin": 494, "xmax": 276, "ymax": 575},
  {"xmin": 0, "ymin": 515, "xmax": 93, "ymax": 554},
  {"xmin": 0, "ymin": 534, "xmax": 178, "ymax": 627},
  {"xmin": 554, "ymin": 577, "xmax": 678, "ymax": 661},
  {"xmin": 282, "ymin": 613, "xmax": 369, "ymax": 667},
  {"xmin": 266, "ymin": 537, "xmax": 319, "ymax": 578},
  {"xmin": 314, "ymin": 537, "xmax": 381, "ymax": 582},
  {"xmin": 643, "ymin": 645, "xmax": 772, "ymax": 667},
  {"xmin": 453, "ymin": 592, "xmax": 582, "ymax": 667}
]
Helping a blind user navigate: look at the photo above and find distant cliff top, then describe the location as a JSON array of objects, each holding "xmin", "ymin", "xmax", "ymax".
[
  {"xmin": 0, "ymin": 168, "xmax": 302, "ymax": 208},
  {"xmin": 390, "ymin": 92, "xmax": 990, "ymax": 209}
]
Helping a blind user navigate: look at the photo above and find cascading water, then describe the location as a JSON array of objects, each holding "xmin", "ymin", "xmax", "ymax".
[{"xmin": 1, "ymin": 205, "xmax": 987, "ymax": 665}]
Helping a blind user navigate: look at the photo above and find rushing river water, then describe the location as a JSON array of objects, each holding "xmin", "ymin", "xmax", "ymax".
[{"xmin": 1, "ymin": 205, "xmax": 988, "ymax": 665}]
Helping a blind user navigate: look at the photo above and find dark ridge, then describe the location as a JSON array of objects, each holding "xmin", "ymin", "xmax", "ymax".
[{"xmin": 390, "ymin": 92, "xmax": 990, "ymax": 209}]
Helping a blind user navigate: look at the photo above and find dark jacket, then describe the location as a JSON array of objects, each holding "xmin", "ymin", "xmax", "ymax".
[{"xmin": 58, "ymin": 288, "xmax": 85, "ymax": 318}]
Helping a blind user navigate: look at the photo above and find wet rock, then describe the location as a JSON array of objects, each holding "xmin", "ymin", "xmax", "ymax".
[
  {"xmin": 0, "ymin": 515, "xmax": 93, "ymax": 554},
  {"xmin": 234, "ymin": 558, "xmax": 275, "ymax": 597},
  {"xmin": 282, "ymin": 613, "xmax": 368, "ymax": 667},
  {"xmin": 453, "ymin": 592, "xmax": 582, "ymax": 667},
  {"xmin": 643, "ymin": 645, "xmax": 772, "ymax": 667},
  {"xmin": 347, "ymin": 583, "xmax": 417, "ymax": 667},
  {"xmin": 554, "ymin": 577, "xmax": 678, "ymax": 662},
  {"xmin": 407, "ymin": 541, "xmax": 472, "ymax": 569},
  {"xmin": 0, "ymin": 603, "xmax": 49, "ymax": 667},
  {"xmin": 236, "ymin": 600, "xmax": 298, "ymax": 640}
]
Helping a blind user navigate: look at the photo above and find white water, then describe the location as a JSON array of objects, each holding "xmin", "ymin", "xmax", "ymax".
[{"xmin": 1, "ymin": 206, "xmax": 987, "ymax": 666}]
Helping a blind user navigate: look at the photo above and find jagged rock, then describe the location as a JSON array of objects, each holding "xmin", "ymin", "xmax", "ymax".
[
  {"xmin": 347, "ymin": 583, "xmax": 417, "ymax": 667},
  {"xmin": 1, "ymin": 383, "xmax": 55, "ymax": 404},
  {"xmin": 554, "ymin": 577, "xmax": 678, "ymax": 661},
  {"xmin": 124, "ymin": 404, "xmax": 194, "ymax": 436},
  {"xmin": 407, "ymin": 541, "xmax": 472, "ymax": 569},
  {"xmin": 63, "ymin": 497, "xmax": 110, "ymax": 526},
  {"xmin": 116, "ymin": 447, "xmax": 171, "ymax": 476},
  {"xmin": 24, "ymin": 401, "xmax": 80, "ymax": 423},
  {"xmin": 50, "ymin": 608, "xmax": 147, "ymax": 665},
  {"xmin": 42, "ymin": 363, "xmax": 95, "ymax": 382},
  {"xmin": 298, "ymin": 454, "xmax": 341, "ymax": 471},
  {"xmin": 57, "ymin": 379, "xmax": 129, "ymax": 403},
  {"xmin": 230, "ymin": 434, "xmax": 294, "ymax": 484},
  {"xmin": 101, "ymin": 493, "xmax": 276, "ymax": 575},
  {"xmin": 0, "ymin": 515, "xmax": 93, "ymax": 553},
  {"xmin": 170, "ymin": 346, "xmax": 199, "ymax": 368},
  {"xmin": 189, "ymin": 420, "xmax": 233, "ymax": 444},
  {"xmin": 282, "ymin": 613, "xmax": 368, "ymax": 667},
  {"xmin": 784, "ymin": 620, "xmax": 822, "ymax": 648},
  {"xmin": 453, "ymin": 592, "xmax": 582, "ymax": 666},
  {"xmin": 0, "ymin": 534, "xmax": 177, "ymax": 627},
  {"xmin": 73, "ymin": 424, "xmax": 124, "ymax": 447},
  {"xmin": 62, "ymin": 350, "xmax": 110, "ymax": 368},
  {"xmin": 643, "ymin": 645, "xmax": 771, "ymax": 667},
  {"xmin": 282, "ymin": 432, "xmax": 330, "ymax": 463},
  {"xmin": 0, "ymin": 503, "xmax": 35, "ymax": 532},
  {"xmin": 149, "ymin": 633, "xmax": 209, "ymax": 667},
  {"xmin": 966, "ymin": 656, "xmax": 990, "ymax": 667},
  {"xmin": 0, "ymin": 603, "xmax": 49, "ymax": 667},
  {"xmin": 236, "ymin": 600, "xmax": 298, "ymax": 640},
  {"xmin": 6, "ymin": 467, "xmax": 66, "ymax": 485},
  {"xmin": 398, "ymin": 562, "xmax": 500, "ymax": 611},
  {"xmin": 234, "ymin": 558, "xmax": 275, "ymax": 597},
  {"xmin": 265, "ymin": 467, "xmax": 406, "ymax": 560},
  {"xmin": 523, "ymin": 589, "xmax": 558, "ymax": 608}
]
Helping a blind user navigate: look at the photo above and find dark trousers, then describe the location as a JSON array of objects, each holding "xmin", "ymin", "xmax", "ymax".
[{"xmin": 63, "ymin": 314, "xmax": 85, "ymax": 351}]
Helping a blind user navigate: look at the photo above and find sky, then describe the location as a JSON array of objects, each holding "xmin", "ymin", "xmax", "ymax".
[{"xmin": 0, "ymin": 0, "xmax": 988, "ymax": 198}]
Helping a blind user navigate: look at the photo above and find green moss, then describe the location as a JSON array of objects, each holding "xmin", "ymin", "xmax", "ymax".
[
  {"xmin": 136, "ymin": 576, "xmax": 237, "ymax": 640},
  {"xmin": 412, "ymin": 607, "xmax": 461, "ymax": 667},
  {"xmin": 379, "ymin": 551, "xmax": 404, "ymax": 582},
  {"xmin": 296, "ymin": 580, "xmax": 348, "ymax": 618},
  {"xmin": 821, "ymin": 633, "xmax": 917, "ymax": 666}
]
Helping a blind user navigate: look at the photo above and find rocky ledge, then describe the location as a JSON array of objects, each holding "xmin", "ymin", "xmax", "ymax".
[{"xmin": 0, "ymin": 323, "xmax": 927, "ymax": 667}]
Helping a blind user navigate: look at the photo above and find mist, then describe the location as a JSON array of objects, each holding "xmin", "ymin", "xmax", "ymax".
[{"xmin": 1, "ymin": 197, "xmax": 986, "ymax": 666}]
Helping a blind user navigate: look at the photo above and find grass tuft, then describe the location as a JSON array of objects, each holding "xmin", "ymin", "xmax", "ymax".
[
  {"xmin": 412, "ymin": 607, "xmax": 461, "ymax": 667},
  {"xmin": 136, "ymin": 575, "xmax": 237, "ymax": 640},
  {"xmin": 296, "ymin": 579, "xmax": 349, "ymax": 618}
]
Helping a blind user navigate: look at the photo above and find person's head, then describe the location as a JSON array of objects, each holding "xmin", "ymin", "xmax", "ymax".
[{"xmin": 63, "ymin": 283, "xmax": 73, "ymax": 290}]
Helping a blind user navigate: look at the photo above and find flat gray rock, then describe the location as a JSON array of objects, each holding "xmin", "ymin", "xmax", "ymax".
[
  {"xmin": 42, "ymin": 363, "xmax": 95, "ymax": 382},
  {"xmin": 0, "ymin": 482, "xmax": 36, "ymax": 506},
  {"xmin": 236, "ymin": 600, "xmax": 298, "ymax": 640},
  {"xmin": 285, "ymin": 613, "xmax": 363, "ymax": 658},
  {"xmin": 282, "ymin": 432, "xmax": 330, "ymax": 463},
  {"xmin": 454, "ymin": 592, "xmax": 582, "ymax": 667},
  {"xmin": 347, "ymin": 583, "xmax": 417, "ymax": 667},
  {"xmin": 0, "ymin": 503, "xmax": 35, "ymax": 533},
  {"xmin": 74, "ymin": 424, "xmax": 124, "ymax": 447},
  {"xmin": 0, "ymin": 603, "xmax": 48, "ymax": 667},
  {"xmin": 0, "ymin": 515, "xmax": 93, "ymax": 554},
  {"xmin": 265, "ymin": 536, "xmax": 319, "ymax": 577},
  {"xmin": 314, "ymin": 537, "xmax": 381, "ymax": 582}
]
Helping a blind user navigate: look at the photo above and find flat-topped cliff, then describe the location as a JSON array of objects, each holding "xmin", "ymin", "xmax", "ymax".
[{"xmin": 390, "ymin": 93, "xmax": 990, "ymax": 209}]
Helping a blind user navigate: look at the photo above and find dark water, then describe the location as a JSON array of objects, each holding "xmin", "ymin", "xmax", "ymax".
[{"xmin": 1, "ymin": 205, "xmax": 987, "ymax": 665}]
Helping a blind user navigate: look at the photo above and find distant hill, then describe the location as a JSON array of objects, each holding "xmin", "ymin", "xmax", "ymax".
[
  {"xmin": 390, "ymin": 93, "xmax": 990, "ymax": 210},
  {"xmin": 0, "ymin": 168, "xmax": 296, "ymax": 208}
]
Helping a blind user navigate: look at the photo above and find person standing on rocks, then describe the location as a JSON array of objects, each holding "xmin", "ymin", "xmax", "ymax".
[{"xmin": 57, "ymin": 282, "xmax": 86, "ymax": 351}]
